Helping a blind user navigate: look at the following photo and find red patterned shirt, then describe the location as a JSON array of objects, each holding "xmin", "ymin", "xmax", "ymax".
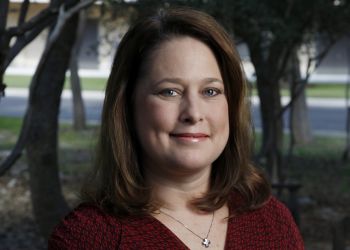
[{"xmin": 48, "ymin": 195, "xmax": 304, "ymax": 249}]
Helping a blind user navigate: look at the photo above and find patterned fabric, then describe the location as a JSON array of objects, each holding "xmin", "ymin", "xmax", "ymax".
[{"xmin": 48, "ymin": 195, "xmax": 304, "ymax": 249}]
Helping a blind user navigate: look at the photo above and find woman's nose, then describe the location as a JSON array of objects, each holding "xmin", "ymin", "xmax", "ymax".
[{"xmin": 179, "ymin": 94, "xmax": 204, "ymax": 124}]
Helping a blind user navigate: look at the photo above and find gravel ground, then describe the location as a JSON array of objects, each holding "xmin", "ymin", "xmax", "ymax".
[{"xmin": 0, "ymin": 166, "xmax": 46, "ymax": 250}]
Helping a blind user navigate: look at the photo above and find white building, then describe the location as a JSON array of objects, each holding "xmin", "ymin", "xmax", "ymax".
[{"xmin": 5, "ymin": 0, "xmax": 350, "ymax": 83}]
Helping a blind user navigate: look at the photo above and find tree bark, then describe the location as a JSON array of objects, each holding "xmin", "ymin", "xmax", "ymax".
[
  {"xmin": 256, "ymin": 75, "xmax": 284, "ymax": 183},
  {"xmin": 70, "ymin": 11, "xmax": 86, "ymax": 130},
  {"xmin": 249, "ymin": 41, "xmax": 284, "ymax": 184},
  {"xmin": 289, "ymin": 51, "xmax": 312, "ymax": 146},
  {"xmin": 70, "ymin": 55, "xmax": 86, "ymax": 130},
  {"xmin": 0, "ymin": 1, "xmax": 9, "ymax": 32},
  {"xmin": 332, "ymin": 216, "xmax": 350, "ymax": 250},
  {"xmin": 0, "ymin": 0, "xmax": 9, "ymax": 95},
  {"xmin": 290, "ymin": 90, "xmax": 312, "ymax": 143},
  {"xmin": 343, "ymin": 48, "xmax": 350, "ymax": 162},
  {"xmin": 25, "ymin": 0, "xmax": 79, "ymax": 239}
]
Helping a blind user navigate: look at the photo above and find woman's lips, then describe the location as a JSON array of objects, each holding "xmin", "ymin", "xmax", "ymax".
[{"xmin": 170, "ymin": 133, "xmax": 209, "ymax": 142}]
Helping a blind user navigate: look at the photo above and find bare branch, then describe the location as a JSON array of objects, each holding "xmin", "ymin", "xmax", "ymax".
[
  {"xmin": 0, "ymin": 0, "xmax": 95, "ymax": 174},
  {"xmin": 4, "ymin": 15, "xmax": 56, "ymax": 69},
  {"xmin": 284, "ymin": 0, "xmax": 295, "ymax": 19},
  {"xmin": 18, "ymin": 0, "xmax": 30, "ymax": 26},
  {"xmin": 6, "ymin": 6, "xmax": 59, "ymax": 37},
  {"xmin": 0, "ymin": 0, "xmax": 9, "ymax": 33},
  {"xmin": 29, "ymin": 0, "xmax": 95, "ymax": 97},
  {"xmin": 47, "ymin": 0, "xmax": 95, "ymax": 45},
  {"xmin": 0, "ymin": 111, "xmax": 31, "ymax": 176},
  {"xmin": 279, "ymin": 39, "xmax": 337, "ymax": 116},
  {"xmin": 5, "ymin": 0, "xmax": 95, "ymax": 68}
]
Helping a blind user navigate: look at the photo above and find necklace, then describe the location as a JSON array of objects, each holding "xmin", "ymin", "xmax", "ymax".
[{"xmin": 159, "ymin": 209, "xmax": 214, "ymax": 248}]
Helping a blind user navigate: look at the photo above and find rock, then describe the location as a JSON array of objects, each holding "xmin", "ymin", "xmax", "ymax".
[
  {"xmin": 6, "ymin": 178, "xmax": 17, "ymax": 189},
  {"xmin": 317, "ymin": 207, "xmax": 342, "ymax": 221},
  {"xmin": 9, "ymin": 163, "xmax": 27, "ymax": 176},
  {"xmin": 299, "ymin": 196, "xmax": 316, "ymax": 208}
]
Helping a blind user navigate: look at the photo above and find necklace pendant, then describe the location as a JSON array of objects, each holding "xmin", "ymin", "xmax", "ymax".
[{"xmin": 202, "ymin": 238, "xmax": 210, "ymax": 248}]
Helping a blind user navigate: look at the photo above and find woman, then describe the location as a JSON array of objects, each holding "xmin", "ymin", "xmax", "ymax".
[{"xmin": 49, "ymin": 7, "xmax": 304, "ymax": 249}]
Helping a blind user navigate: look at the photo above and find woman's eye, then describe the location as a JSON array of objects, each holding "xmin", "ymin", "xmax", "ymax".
[
  {"xmin": 159, "ymin": 89, "xmax": 179, "ymax": 97},
  {"xmin": 203, "ymin": 88, "xmax": 220, "ymax": 97}
]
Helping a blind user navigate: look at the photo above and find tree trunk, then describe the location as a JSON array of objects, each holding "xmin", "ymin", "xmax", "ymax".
[
  {"xmin": 248, "ymin": 40, "xmax": 284, "ymax": 184},
  {"xmin": 25, "ymin": 1, "xmax": 79, "ymax": 239},
  {"xmin": 332, "ymin": 216, "xmax": 350, "ymax": 250},
  {"xmin": 256, "ymin": 75, "xmax": 284, "ymax": 183},
  {"xmin": 291, "ymin": 90, "xmax": 312, "ymax": 143},
  {"xmin": 70, "ymin": 56, "xmax": 86, "ymax": 130},
  {"xmin": 70, "ymin": 11, "xmax": 86, "ymax": 130},
  {"xmin": 0, "ymin": 1, "xmax": 9, "ymax": 32},
  {"xmin": 290, "ymin": 51, "xmax": 312, "ymax": 146},
  {"xmin": 0, "ymin": 0, "xmax": 9, "ymax": 95},
  {"xmin": 343, "ymin": 48, "xmax": 350, "ymax": 162},
  {"xmin": 343, "ymin": 106, "xmax": 350, "ymax": 161}
]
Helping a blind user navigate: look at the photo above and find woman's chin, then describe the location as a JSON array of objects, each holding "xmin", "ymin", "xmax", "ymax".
[{"xmin": 168, "ymin": 160, "xmax": 212, "ymax": 174}]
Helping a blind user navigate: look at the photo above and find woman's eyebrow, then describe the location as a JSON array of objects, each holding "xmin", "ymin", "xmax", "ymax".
[
  {"xmin": 203, "ymin": 77, "xmax": 223, "ymax": 84},
  {"xmin": 153, "ymin": 78, "xmax": 184, "ymax": 86},
  {"xmin": 153, "ymin": 77, "xmax": 223, "ymax": 86}
]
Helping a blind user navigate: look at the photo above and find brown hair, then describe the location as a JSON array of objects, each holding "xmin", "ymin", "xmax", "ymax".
[{"xmin": 81, "ymin": 7, "xmax": 270, "ymax": 215}]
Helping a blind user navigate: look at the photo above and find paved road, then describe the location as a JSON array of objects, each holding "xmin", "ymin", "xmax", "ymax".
[{"xmin": 0, "ymin": 88, "xmax": 348, "ymax": 136}]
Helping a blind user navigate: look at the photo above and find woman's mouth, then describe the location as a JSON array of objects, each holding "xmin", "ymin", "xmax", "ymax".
[{"xmin": 169, "ymin": 133, "xmax": 209, "ymax": 142}]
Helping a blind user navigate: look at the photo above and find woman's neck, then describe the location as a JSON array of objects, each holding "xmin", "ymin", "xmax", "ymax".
[{"xmin": 146, "ymin": 166, "xmax": 211, "ymax": 211}]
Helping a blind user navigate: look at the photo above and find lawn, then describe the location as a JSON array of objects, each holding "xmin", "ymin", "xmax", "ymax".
[
  {"xmin": 250, "ymin": 83, "xmax": 348, "ymax": 98},
  {"xmin": 0, "ymin": 117, "xmax": 98, "ymax": 175},
  {"xmin": 4, "ymin": 74, "xmax": 107, "ymax": 91}
]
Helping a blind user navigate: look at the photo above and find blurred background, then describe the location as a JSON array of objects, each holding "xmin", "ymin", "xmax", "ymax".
[{"xmin": 0, "ymin": 0, "xmax": 349, "ymax": 249}]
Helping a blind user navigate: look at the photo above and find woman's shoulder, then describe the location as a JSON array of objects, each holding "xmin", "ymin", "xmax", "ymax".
[
  {"xmin": 228, "ymin": 193, "xmax": 304, "ymax": 249},
  {"xmin": 257, "ymin": 197, "xmax": 304, "ymax": 247},
  {"xmin": 48, "ymin": 203, "xmax": 121, "ymax": 250},
  {"xmin": 229, "ymin": 191, "xmax": 296, "ymax": 223},
  {"xmin": 237, "ymin": 195, "xmax": 298, "ymax": 229},
  {"xmin": 262, "ymin": 196, "xmax": 293, "ymax": 217}
]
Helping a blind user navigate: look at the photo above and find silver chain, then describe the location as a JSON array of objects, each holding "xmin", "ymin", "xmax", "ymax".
[{"xmin": 159, "ymin": 209, "xmax": 215, "ymax": 248}]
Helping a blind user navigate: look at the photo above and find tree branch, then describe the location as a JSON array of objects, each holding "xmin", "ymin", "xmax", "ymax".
[
  {"xmin": 0, "ymin": 0, "xmax": 96, "ymax": 175},
  {"xmin": 0, "ymin": 110, "xmax": 31, "ymax": 176},
  {"xmin": 18, "ymin": 0, "xmax": 30, "ymax": 26},
  {"xmin": 46, "ymin": 0, "xmax": 95, "ymax": 45},
  {"xmin": 279, "ymin": 39, "xmax": 337, "ymax": 117},
  {"xmin": 29, "ymin": 0, "xmax": 95, "ymax": 93},
  {"xmin": 4, "ymin": 15, "xmax": 56, "ymax": 69},
  {"xmin": 0, "ymin": 0, "xmax": 9, "ymax": 33},
  {"xmin": 6, "ymin": 5, "xmax": 59, "ymax": 37},
  {"xmin": 273, "ymin": 11, "xmax": 315, "ymax": 81}
]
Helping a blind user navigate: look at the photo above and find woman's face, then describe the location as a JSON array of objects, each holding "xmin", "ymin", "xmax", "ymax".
[{"xmin": 133, "ymin": 36, "xmax": 229, "ymax": 177}]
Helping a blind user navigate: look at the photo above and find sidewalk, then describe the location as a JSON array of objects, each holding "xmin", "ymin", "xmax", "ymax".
[{"xmin": 4, "ymin": 87, "xmax": 104, "ymax": 101}]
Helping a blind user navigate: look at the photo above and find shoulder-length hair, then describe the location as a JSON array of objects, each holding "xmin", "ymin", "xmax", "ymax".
[{"xmin": 81, "ymin": 7, "xmax": 270, "ymax": 215}]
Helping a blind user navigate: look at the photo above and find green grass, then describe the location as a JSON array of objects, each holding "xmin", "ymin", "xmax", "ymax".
[
  {"xmin": 0, "ymin": 117, "xmax": 23, "ymax": 133},
  {"xmin": 0, "ymin": 117, "xmax": 97, "ymax": 147},
  {"xmin": 252, "ymin": 131, "xmax": 350, "ymax": 203},
  {"xmin": 4, "ymin": 75, "xmax": 107, "ymax": 91},
  {"xmin": 0, "ymin": 117, "xmax": 98, "ymax": 175},
  {"xmin": 305, "ymin": 84, "xmax": 347, "ymax": 98},
  {"xmin": 287, "ymin": 137, "xmax": 350, "ymax": 205}
]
